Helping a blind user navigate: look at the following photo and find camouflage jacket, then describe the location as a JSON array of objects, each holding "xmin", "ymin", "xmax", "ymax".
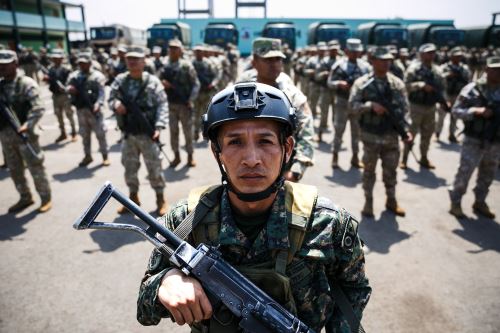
[
  {"xmin": 108, "ymin": 71, "xmax": 169, "ymax": 133},
  {"xmin": 349, "ymin": 72, "xmax": 410, "ymax": 144},
  {"xmin": 137, "ymin": 185, "xmax": 371, "ymax": 333},
  {"xmin": 0, "ymin": 70, "xmax": 44, "ymax": 132},
  {"xmin": 404, "ymin": 61, "xmax": 445, "ymax": 106},
  {"xmin": 192, "ymin": 58, "xmax": 219, "ymax": 91},
  {"xmin": 440, "ymin": 61, "xmax": 471, "ymax": 98},
  {"xmin": 66, "ymin": 68, "xmax": 106, "ymax": 109},
  {"xmin": 327, "ymin": 58, "xmax": 372, "ymax": 99},
  {"xmin": 315, "ymin": 55, "xmax": 337, "ymax": 87},
  {"xmin": 160, "ymin": 58, "xmax": 200, "ymax": 105},
  {"xmin": 237, "ymin": 69, "xmax": 315, "ymax": 177},
  {"xmin": 47, "ymin": 64, "xmax": 71, "ymax": 94}
]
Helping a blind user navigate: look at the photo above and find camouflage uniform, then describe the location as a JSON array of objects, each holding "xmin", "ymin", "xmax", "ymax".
[
  {"xmin": 47, "ymin": 62, "xmax": 76, "ymax": 138},
  {"xmin": 160, "ymin": 57, "xmax": 200, "ymax": 157},
  {"xmin": 327, "ymin": 57, "xmax": 372, "ymax": 157},
  {"xmin": 237, "ymin": 69, "xmax": 315, "ymax": 179},
  {"xmin": 316, "ymin": 52, "xmax": 338, "ymax": 133},
  {"xmin": 136, "ymin": 184, "xmax": 371, "ymax": 333},
  {"xmin": 350, "ymin": 71, "xmax": 410, "ymax": 212},
  {"xmin": 296, "ymin": 51, "xmax": 310, "ymax": 94},
  {"xmin": 304, "ymin": 52, "xmax": 321, "ymax": 118},
  {"xmin": 109, "ymin": 71, "xmax": 168, "ymax": 194},
  {"xmin": 67, "ymin": 66, "xmax": 108, "ymax": 158},
  {"xmin": 0, "ymin": 70, "xmax": 51, "ymax": 203},
  {"xmin": 448, "ymin": 78, "xmax": 500, "ymax": 207}
]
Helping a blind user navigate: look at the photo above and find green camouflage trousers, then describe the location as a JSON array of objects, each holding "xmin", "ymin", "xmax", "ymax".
[
  {"xmin": 308, "ymin": 81, "xmax": 320, "ymax": 118},
  {"xmin": 169, "ymin": 103, "xmax": 193, "ymax": 154},
  {"xmin": 362, "ymin": 133, "xmax": 400, "ymax": 199},
  {"xmin": 408, "ymin": 104, "xmax": 435, "ymax": 157},
  {"xmin": 193, "ymin": 91, "xmax": 212, "ymax": 138},
  {"xmin": 333, "ymin": 97, "xmax": 360, "ymax": 154},
  {"xmin": 318, "ymin": 87, "xmax": 335, "ymax": 131},
  {"xmin": 53, "ymin": 93, "xmax": 76, "ymax": 134},
  {"xmin": 76, "ymin": 108, "xmax": 108, "ymax": 156},
  {"xmin": 449, "ymin": 138, "xmax": 500, "ymax": 203},
  {"xmin": 299, "ymin": 76, "xmax": 309, "ymax": 96},
  {"xmin": 0, "ymin": 127, "xmax": 51, "ymax": 200}
]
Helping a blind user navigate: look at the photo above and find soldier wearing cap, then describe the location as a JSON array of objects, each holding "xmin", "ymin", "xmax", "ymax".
[
  {"xmin": 388, "ymin": 45, "xmax": 405, "ymax": 80},
  {"xmin": 151, "ymin": 46, "xmax": 164, "ymax": 75},
  {"xmin": 304, "ymin": 42, "xmax": 326, "ymax": 118},
  {"xmin": 448, "ymin": 56, "xmax": 500, "ymax": 219},
  {"xmin": 67, "ymin": 52, "xmax": 109, "ymax": 167},
  {"xmin": 225, "ymin": 42, "xmax": 240, "ymax": 84},
  {"xmin": 43, "ymin": 48, "xmax": 77, "ymax": 143},
  {"xmin": 328, "ymin": 38, "xmax": 372, "ymax": 169},
  {"xmin": 402, "ymin": 43, "xmax": 446, "ymax": 169},
  {"xmin": 237, "ymin": 37, "xmax": 315, "ymax": 182},
  {"xmin": 316, "ymin": 40, "xmax": 340, "ymax": 141},
  {"xmin": 18, "ymin": 47, "xmax": 40, "ymax": 83},
  {"xmin": 296, "ymin": 47, "xmax": 311, "ymax": 94},
  {"xmin": 160, "ymin": 38, "xmax": 200, "ymax": 168},
  {"xmin": 350, "ymin": 47, "xmax": 412, "ymax": 217},
  {"xmin": 192, "ymin": 44, "xmax": 220, "ymax": 141},
  {"xmin": 397, "ymin": 48, "xmax": 411, "ymax": 70},
  {"xmin": 108, "ymin": 46, "xmax": 169, "ymax": 216},
  {"xmin": 108, "ymin": 44, "xmax": 128, "ymax": 85},
  {"xmin": 437, "ymin": 46, "xmax": 471, "ymax": 143},
  {"xmin": 0, "ymin": 50, "xmax": 52, "ymax": 213}
]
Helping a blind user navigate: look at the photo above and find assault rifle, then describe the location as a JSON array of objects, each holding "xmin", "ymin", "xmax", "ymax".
[
  {"xmin": 39, "ymin": 65, "xmax": 66, "ymax": 93},
  {"xmin": 69, "ymin": 76, "xmax": 97, "ymax": 110},
  {"xmin": 475, "ymin": 87, "xmax": 500, "ymax": 146},
  {"xmin": 421, "ymin": 70, "xmax": 450, "ymax": 112},
  {"xmin": 74, "ymin": 182, "xmax": 315, "ymax": 333},
  {"xmin": 0, "ymin": 97, "xmax": 43, "ymax": 162}
]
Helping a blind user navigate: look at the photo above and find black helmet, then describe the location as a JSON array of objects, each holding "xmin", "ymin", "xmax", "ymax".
[{"xmin": 202, "ymin": 82, "xmax": 297, "ymax": 141}]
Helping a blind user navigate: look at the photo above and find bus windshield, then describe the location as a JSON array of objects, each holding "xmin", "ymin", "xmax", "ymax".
[
  {"xmin": 149, "ymin": 28, "xmax": 176, "ymax": 40},
  {"xmin": 205, "ymin": 28, "xmax": 236, "ymax": 46},
  {"xmin": 375, "ymin": 28, "xmax": 408, "ymax": 46},
  {"xmin": 90, "ymin": 27, "xmax": 116, "ymax": 40},
  {"xmin": 317, "ymin": 28, "xmax": 350, "ymax": 45},
  {"xmin": 431, "ymin": 29, "xmax": 465, "ymax": 46}
]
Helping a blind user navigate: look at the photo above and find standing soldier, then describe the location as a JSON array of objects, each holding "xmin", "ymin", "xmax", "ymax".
[
  {"xmin": 328, "ymin": 38, "xmax": 372, "ymax": 169},
  {"xmin": 160, "ymin": 39, "xmax": 200, "ymax": 168},
  {"xmin": 43, "ymin": 48, "xmax": 77, "ymax": 143},
  {"xmin": 151, "ymin": 46, "xmax": 164, "ymax": 75},
  {"xmin": 437, "ymin": 46, "xmax": 471, "ymax": 143},
  {"xmin": 282, "ymin": 42, "xmax": 293, "ymax": 76},
  {"xmin": 19, "ymin": 47, "xmax": 40, "ymax": 83},
  {"xmin": 303, "ymin": 44, "xmax": 323, "ymax": 118},
  {"xmin": 109, "ymin": 46, "xmax": 169, "ymax": 216},
  {"xmin": 316, "ymin": 40, "xmax": 340, "ymax": 142},
  {"xmin": 402, "ymin": 43, "xmax": 446, "ymax": 169},
  {"xmin": 0, "ymin": 50, "xmax": 51, "ymax": 213},
  {"xmin": 350, "ymin": 47, "xmax": 413, "ymax": 217},
  {"xmin": 192, "ymin": 45, "xmax": 219, "ymax": 142},
  {"xmin": 67, "ymin": 52, "xmax": 109, "ymax": 167},
  {"xmin": 296, "ymin": 47, "xmax": 310, "ymax": 93},
  {"xmin": 226, "ymin": 43, "xmax": 240, "ymax": 84},
  {"xmin": 448, "ymin": 56, "xmax": 500, "ymax": 219}
]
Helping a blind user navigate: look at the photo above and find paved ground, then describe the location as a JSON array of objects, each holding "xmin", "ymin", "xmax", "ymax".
[{"xmin": 0, "ymin": 82, "xmax": 499, "ymax": 333}]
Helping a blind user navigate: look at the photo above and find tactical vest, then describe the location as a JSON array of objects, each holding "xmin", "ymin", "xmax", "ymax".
[
  {"xmin": 162, "ymin": 61, "xmax": 193, "ymax": 104},
  {"xmin": 334, "ymin": 62, "xmax": 362, "ymax": 99},
  {"xmin": 359, "ymin": 78, "xmax": 397, "ymax": 135},
  {"xmin": 463, "ymin": 85, "xmax": 500, "ymax": 143},
  {"xmin": 48, "ymin": 66, "xmax": 70, "ymax": 94},
  {"xmin": 186, "ymin": 182, "xmax": 318, "ymax": 333},
  {"xmin": 193, "ymin": 60, "xmax": 214, "ymax": 91},
  {"xmin": 69, "ymin": 73, "xmax": 100, "ymax": 109},
  {"xmin": 445, "ymin": 64, "xmax": 468, "ymax": 96},
  {"xmin": 408, "ymin": 66, "xmax": 440, "ymax": 106}
]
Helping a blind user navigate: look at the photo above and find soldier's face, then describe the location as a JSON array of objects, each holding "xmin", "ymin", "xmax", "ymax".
[
  {"xmin": 0, "ymin": 62, "xmax": 17, "ymax": 78},
  {"xmin": 420, "ymin": 51, "xmax": 435, "ymax": 63},
  {"xmin": 253, "ymin": 56, "xmax": 283, "ymax": 82},
  {"xmin": 125, "ymin": 56, "xmax": 145, "ymax": 72},
  {"xmin": 78, "ymin": 62, "xmax": 91, "ymax": 72},
  {"xmin": 372, "ymin": 59, "xmax": 391, "ymax": 74},
  {"xmin": 168, "ymin": 46, "xmax": 182, "ymax": 61},
  {"xmin": 215, "ymin": 119, "xmax": 293, "ymax": 195}
]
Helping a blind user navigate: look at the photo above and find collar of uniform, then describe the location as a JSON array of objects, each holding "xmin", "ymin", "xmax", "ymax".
[{"xmin": 218, "ymin": 188, "xmax": 290, "ymax": 251}]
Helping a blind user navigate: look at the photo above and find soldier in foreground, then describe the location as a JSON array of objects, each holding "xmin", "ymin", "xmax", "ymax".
[
  {"xmin": 0, "ymin": 50, "xmax": 51, "ymax": 213},
  {"xmin": 136, "ymin": 82, "xmax": 371, "ymax": 333},
  {"xmin": 43, "ymin": 48, "xmax": 77, "ymax": 143},
  {"xmin": 237, "ymin": 38, "xmax": 314, "ymax": 182},
  {"xmin": 67, "ymin": 52, "xmax": 109, "ymax": 167},
  {"xmin": 448, "ymin": 56, "xmax": 500, "ymax": 219},
  {"xmin": 160, "ymin": 39, "xmax": 200, "ymax": 168},
  {"xmin": 350, "ymin": 47, "xmax": 412, "ymax": 217},
  {"xmin": 109, "ymin": 46, "xmax": 169, "ymax": 216}
]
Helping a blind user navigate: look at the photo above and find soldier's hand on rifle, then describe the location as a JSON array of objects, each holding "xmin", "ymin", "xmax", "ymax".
[
  {"xmin": 18, "ymin": 123, "xmax": 28, "ymax": 134},
  {"xmin": 92, "ymin": 103, "xmax": 100, "ymax": 114},
  {"xmin": 67, "ymin": 85, "xmax": 77, "ymax": 95},
  {"xmin": 162, "ymin": 79, "xmax": 172, "ymax": 90},
  {"xmin": 423, "ymin": 84, "xmax": 435, "ymax": 93},
  {"xmin": 404, "ymin": 132, "xmax": 414, "ymax": 144},
  {"xmin": 338, "ymin": 81, "xmax": 350, "ymax": 90},
  {"xmin": 152, "ymin": 130, "xmax": 160, "ymax": 141},
  {"xmin": 372, "ymin": 102, "xmax": 387, "ymax": 115},
  {"xmin": 158, "ymin": 268, "xmax": 213, "ymax": 325},
  {"xmin": 114, "ymin": 101, "xmax": 127, "ymax": 115},
  {"xmin": 42, "ymin": 75, "xmax": 49, "ymax": 82}
]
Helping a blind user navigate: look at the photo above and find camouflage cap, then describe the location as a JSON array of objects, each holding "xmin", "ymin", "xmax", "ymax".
[
  {"xmin": 252, "ymin": 37, "xmax": 286, "ymax": 58},
  {"xmin": 346, "ymin": 38, "xmax": 363, "ymax": 52},
  {"xmin": 126, "ymin": 45, "xmax": 145, "ymax": 58},
  {"xmin": 372, "ymin": 46, "xmax": 394, "ymax": 60},
  {"xmin": 317, "ymin": 41, "xmax": 328, "ymax": 51},
  {"xmin": 399, "ymin": 47, "xmax": 409, "ymax": 56},
  {"xmin": 110, "ymin": 47, "xmax": 118, "ymax": 55},
  {"xmin": 419, "ymin": 43, "xmax": 437, "ymax": 53},
  {"xmin": 117, "ymin": 44, "xmax": 128, "ymax": 53},
  {"xmin": 168, "ymin": 38, "xmax": 183, "ymax": 48},
  {"xmin": 486, "ymin": 56, "xmax": 500, "ymax": 68},
  {"xmin": 76, "ymin": 52, "xmax": 92, "ymax": 63},
  {"xmin": 193, "ymin": 44, "xmax": 205, "ymax": 51},
  {"xmin": 0, "ymin": 50, "xmax": 17, "ymax": 64},
  {"xmin": 50, "ymin": 48, "xmax": 65, "ymax": 58},
  {"xmin": 449, "ymin": 46, "xmax": 463, "ymax": 57},
  {"xmin": 328, "ymin": 40, "xmax": 340, "ymax": 50},
  {"xmin": 152, "ymin": 46, "xmax": 162, "ymax": 54}
]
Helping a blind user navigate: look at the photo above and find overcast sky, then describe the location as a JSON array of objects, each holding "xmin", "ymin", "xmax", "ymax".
[{"xmin": 65, "ymin": 0, "xmax": 499, "ymax": 30}]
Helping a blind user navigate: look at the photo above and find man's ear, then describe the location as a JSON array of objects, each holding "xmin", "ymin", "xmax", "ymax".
[{"xmin": 285, "ymin": 136, "xmax": 295, "ymax": 163}]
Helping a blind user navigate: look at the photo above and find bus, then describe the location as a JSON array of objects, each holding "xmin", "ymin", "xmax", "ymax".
[
  {"xmin": 307, "ymin": 22, "xmax": 351, "ymax": 48},
  {"xmin": 89, "ymin": 24, "xmax": 146, "ymax": 50},
  {"xmin": 357, "ymin": 22, "xmax": 408, "ymax": 48}
]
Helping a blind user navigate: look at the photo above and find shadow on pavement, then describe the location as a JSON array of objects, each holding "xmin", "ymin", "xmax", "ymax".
[
  {"xmin": 108, "ymin": 141, "xmax": 122, "ymax": 153},
  {"xmin": 41, "ymin": 141, "xmax": 72, "ymax": 151},
  {"xmin": 402, "ymin": 168, "xmax": 447, "ymax": 189},
  {"xmin": 452, "ymin": 214, "xmax": 500, "ymax": 253},
  {"xmin": 436, "ymin": 141, "xmax": 461, "ymax": 153},
  {"xmin": 0, "ymin": 168, "xmax": 9, "ymax": 181},
  {"xmin": 316, "ymin": 141, "xmax": 332, "ymax": 153},
  {"xmin": 325, "ymin": 167, "xmax": 362, "ymax": 188},
  {"xmin": 83, "ymin": 214, "xmax": 147, "ymax": 253},
  {"xmin": 52, "ymin": 164, "xmax": 104, "ymax": 182},
  {"xmin": 359, "ymin": 210, "xmax": 413, "ymax": 254},
  {"xmin": 0, "ymin": 210, "xmax": 39, "ymax": 241},
  {"xmin": 163, "ymin": 165, "xmax": 190, "ymax": 182}
]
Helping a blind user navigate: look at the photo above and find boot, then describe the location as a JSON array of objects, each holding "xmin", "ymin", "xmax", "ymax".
[
  {"xmin": 8, "ymin": 195, "xmax": 34, "ymax": 213},
  {"xmin": 472, "ymin": 201, "xmax": 495, "ymax": 219},
  {"xmin": 55, "ymin": 132, "xmax": 67, "ymax": 143},
  {"xmin": 117, "ymin": 192, "xmax": 140, "ymax": 214},
  {"xmin": 448, "ymin": 134, "xmax": 458, "ymax": 143},
  {"xmin": 449, "ymin": 202, "xmax": 465, "ymax": 218},
  {"xmin": 420, "ymin": 156, "xmax": 435, "ymax": 169},
  {"xmin": 316, "ymin": 130, "xmax": 323, "ymax": 143},
  {"xmin": 187, "ymin": 153, "xmax": 196, "ymax": 167},
  {"xmin": 102, "ymin": 153, "xmax": 111, "ymax": 167},
  {"xmin": 351, "ymin": 154, "xmax": 364, "ymax": 169},
  {"xmin": 71, "ymin": 129, "xmax": 77, "ymax": 142},
  {"xmin": 386, "ymin": 198, "xmax": 405, "ymax": 217},
  {"xmin": 169, "ymin": 152, "xmax": 181, "ymax": 168},
  {"xmin": 331, "ymin": 153, "xmax": 339, "ymax": 169},
  {"xmin": 78, "ymin": 155, "xmax": 93, "ymax": 167},
  {"xmin": 156, "ymin": 193, "xmax": 168, "ymax": 216},
  {"xmin": 361, "ymin": 197, "xmax": 374, "ymax": 218},
  {"xmin": 435, "ymin": 131, "xmax": 441, "ymax": 142},
  {"xmin": 39, "ymin": 195, "xmax": 52, "ymax": 213}
]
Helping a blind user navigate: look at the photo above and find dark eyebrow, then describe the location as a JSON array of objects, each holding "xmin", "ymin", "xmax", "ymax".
[{"xmin": 223, "ymin": 130, "xmax": 277, "ymax": 138}]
